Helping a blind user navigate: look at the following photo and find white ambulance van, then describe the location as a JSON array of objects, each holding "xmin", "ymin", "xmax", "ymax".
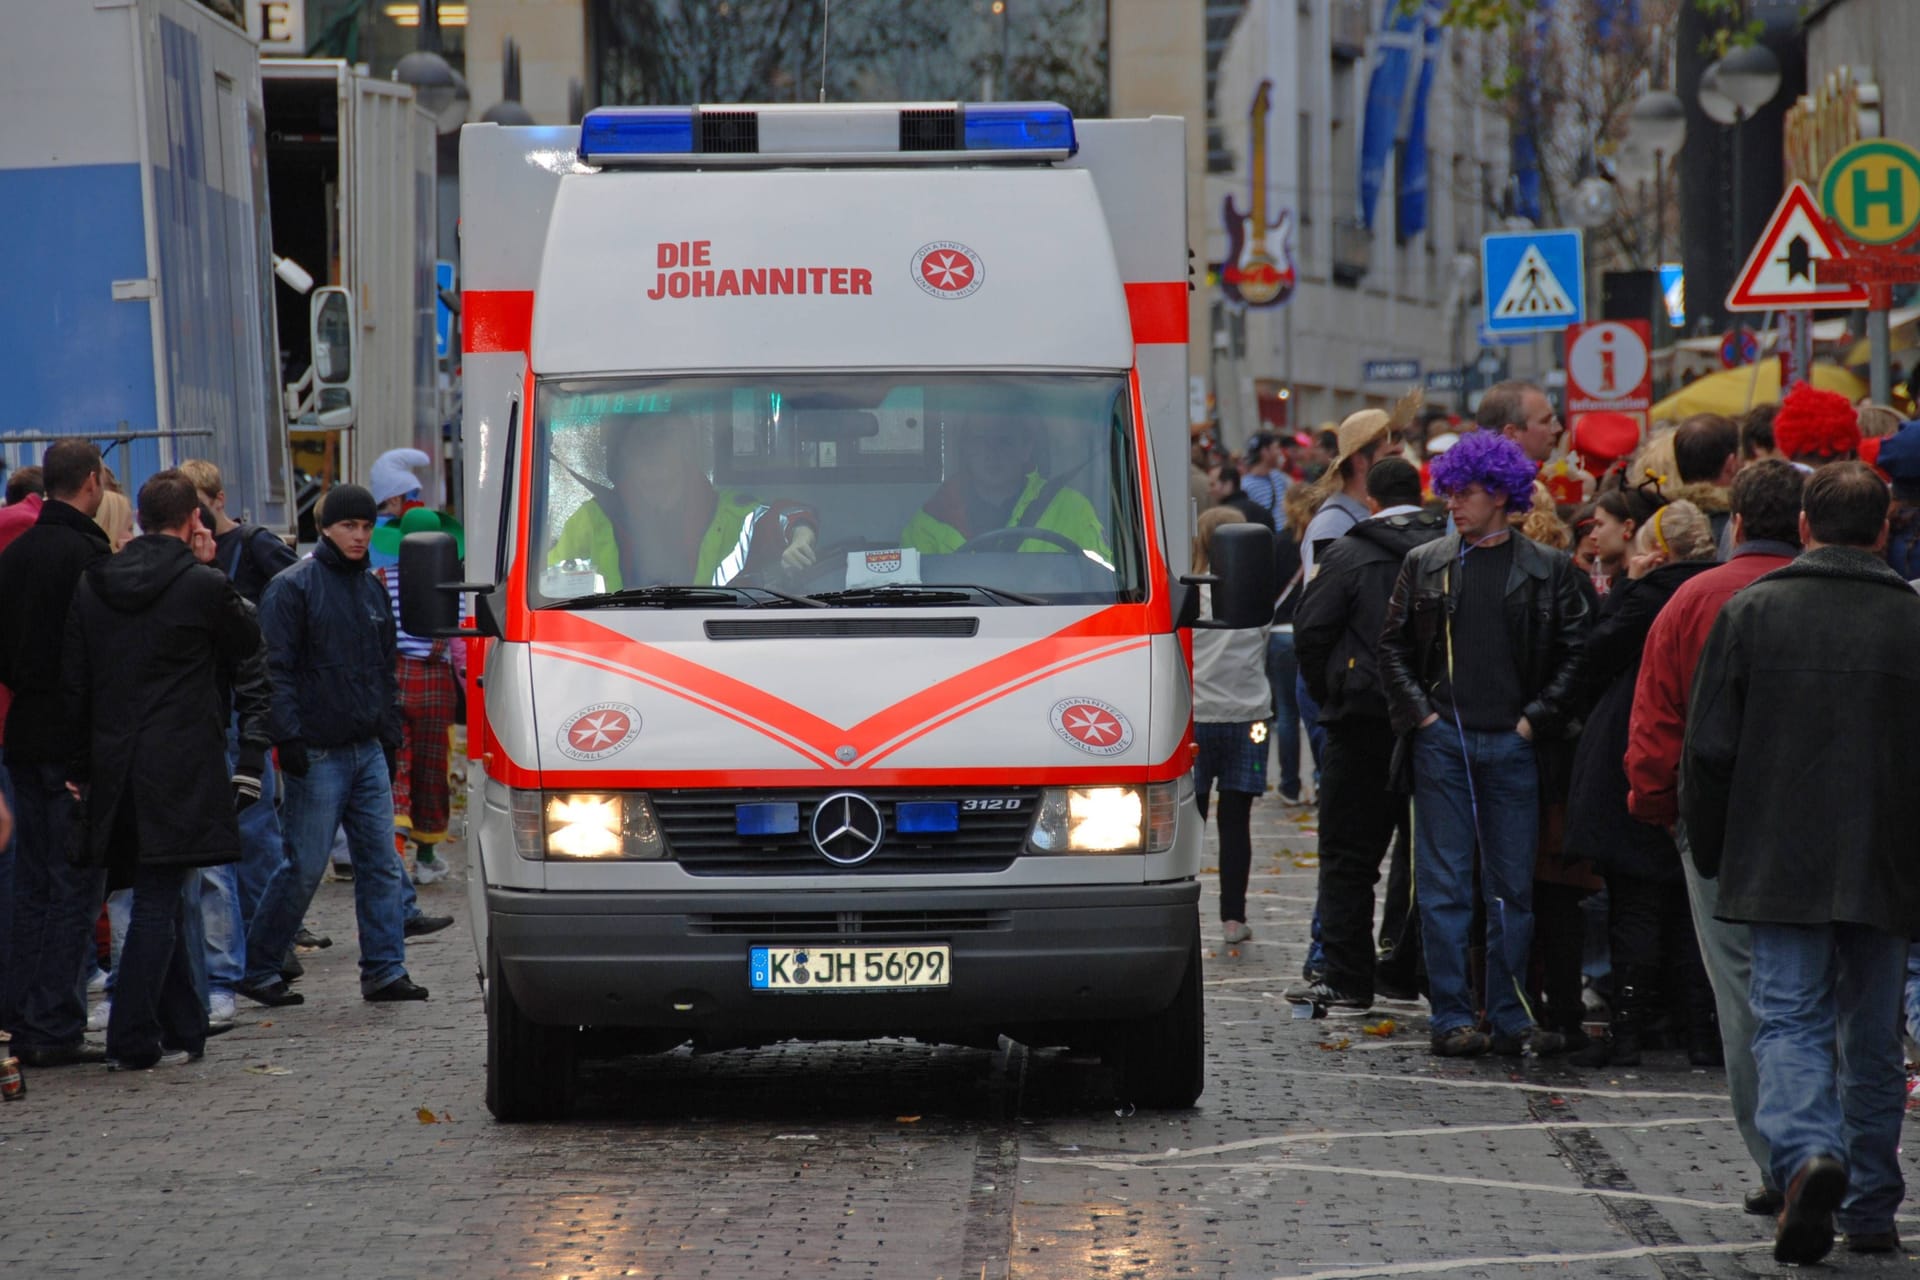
[{"xmin": 402, "ymin": 102, "xmax": 1276, "ymax": 1120}]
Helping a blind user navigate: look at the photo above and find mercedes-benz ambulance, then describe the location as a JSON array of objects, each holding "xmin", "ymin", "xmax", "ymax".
[{"xmin": 403, "ymin": 101, "xmax": 1275, "ymax": 1121}]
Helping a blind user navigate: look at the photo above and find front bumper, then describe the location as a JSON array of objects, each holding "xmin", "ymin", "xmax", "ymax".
[{"xmin": 488, "ymin": 881, "xmax": 1198, "ymax": 1038}]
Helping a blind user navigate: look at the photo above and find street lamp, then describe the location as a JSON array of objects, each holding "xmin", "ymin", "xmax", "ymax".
[
  {"xmin": 1622, "ymin": 90, "xmax": 1687, "ymax": 265},
  {"xmin": 1697, "ymin": 47, "xmax": 1781, "ymax": 299},
  {"xmin": 392, "ymin": 0, "xmax": 470, "ymax": 135}
]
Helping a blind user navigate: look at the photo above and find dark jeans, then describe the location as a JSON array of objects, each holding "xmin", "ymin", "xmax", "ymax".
[
  {"xmin": 107, "ymin": 864, "xmax": 209, "ymax": 1067},
  {"xmin": 1532, "ymin": 882, "xmax": 1588, "ymax": 1035},
  {"xmin": 1264, "ymin": 631, "xmax": 1303, "ymax": 797},
  {"xmin": 0, "ymin": 746, "xmax": 16, "ymax": 1021},
  {"xmin": 230, "ymin": 718, "xmax": 288, "ymax": 930},
  {"xmin": 1607, "ymin": 872, "xmax": 1708, "ymax": 977},
  {"xmin": 1195, "ymin": 787, "xmax": 1254, "ymax": 924},
  {"xmin": 3, "ymin": 762, "xmax": 106, "ymax": 1049},
  {"xmin": 1313, "ymin": 718, "xmax": 1403, "ymax": 1000},
  {"xmin": 1293, "ymin": 673, "xmax": 1326, "ymax": 788}
]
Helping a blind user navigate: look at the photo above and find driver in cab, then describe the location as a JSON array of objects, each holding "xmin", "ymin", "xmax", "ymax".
[
  {"xmin": 900, "ymin": 412, "xmax": 1109, "ymax": 558},
  {"xmin": 547, "ymin": 410, "xmax": 818, "ymax": 590}
]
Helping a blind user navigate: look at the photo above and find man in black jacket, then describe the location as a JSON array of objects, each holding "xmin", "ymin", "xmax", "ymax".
[
  {"xmin": 1378, "ymin": 433, "xmax": 1588, "ymax": 1058},
  {"xmin": 1682, "ymin": 463, "xmax": 1920, "ymax": 1263},
  {"xmin": 65, "ymin": 471, "xmax": 270, "ymax": 1069},
  {"xmin": 0, "ymin": 440, "xmax": 112, "ymax": 1066},
  {"xmin": 240, "ymin": 485, "xmax": 428, "ymax": 1006},
  {"xmin": 1287, "ymin": 459, "xmax": 1444, "ymax": 1011}
]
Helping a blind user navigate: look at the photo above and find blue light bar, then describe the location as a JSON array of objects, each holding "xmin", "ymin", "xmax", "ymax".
[
  {"xmin": 736, "ymin": 802, "xmax": 801, "ymax": 837},
  {"xmin": 895, "ymin": 802, "xmax": 960, "ymax": 835},
  {"xmin": 962, "ymin": 103, "xmax": 1077, "ymax": 155},
  {"xmin": 579, "ymin": 108, "xmax": 695, "ymax": 162}
]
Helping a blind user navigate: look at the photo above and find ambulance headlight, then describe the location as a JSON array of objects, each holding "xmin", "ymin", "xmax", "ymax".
[
  {"xmin": 510, "ymin": 790, "xmax": 668, "ymax": 860},
  {"xmin": 1027, "ymin": 783, "xmax": 1177, "ymax": 854}
]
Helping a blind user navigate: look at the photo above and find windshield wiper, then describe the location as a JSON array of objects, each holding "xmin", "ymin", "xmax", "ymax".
[
  {"xmin": 539, "ymin": 583, "xmax": 830, "ymax": 610},
  {"xmin": 808, "ymin": 583, "xmax": 1047, "ymax": 608}
]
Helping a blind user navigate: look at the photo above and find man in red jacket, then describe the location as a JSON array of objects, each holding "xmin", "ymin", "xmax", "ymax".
[{"xmin": 1624, "ymin": 458, "xmax": 1804, "ymax": 1217}]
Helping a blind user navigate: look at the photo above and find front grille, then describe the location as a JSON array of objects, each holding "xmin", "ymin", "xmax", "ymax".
[
  {"xmin": 654, "ymin": 789, "xmax": 1040, "ymax": 876},
  {"xmin": 689, "ymin": 909, "xmax": 1013, "ymax": 937},
  {"xmin": 698, "ymin": 110, "xmax": 759, "ymax": 153},
  {"xmin": 899, "ymin": 108, "xmax": 959, "ymax": 151},
  {"xmin": 703, "ymin": 617, "xmax": 978, "ymax": 640}
]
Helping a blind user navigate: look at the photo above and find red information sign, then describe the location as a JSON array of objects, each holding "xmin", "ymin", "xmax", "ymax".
[{"xmin": 1565, "ymin": 320, "xmax": 1652, "ymax": 414}]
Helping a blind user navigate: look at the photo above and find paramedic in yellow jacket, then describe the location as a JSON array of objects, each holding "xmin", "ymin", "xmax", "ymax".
[
  {"xmin": 548, "ymin": 413, "xmax": 817, "ymax": 590},
  {"xmin": 901, "ymin": 416, "xmax": 1110, "ymax": 558}
]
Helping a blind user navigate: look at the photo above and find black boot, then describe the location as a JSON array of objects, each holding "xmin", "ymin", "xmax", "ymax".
[{"xmin": 1571, "ymin": 967, "xmax": 1646, "ymax": 1068}]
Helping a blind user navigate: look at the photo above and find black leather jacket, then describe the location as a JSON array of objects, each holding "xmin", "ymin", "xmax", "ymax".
[{"xmin": 1377, "ymin": 531, "xmax": 1590, "ymax": 741}]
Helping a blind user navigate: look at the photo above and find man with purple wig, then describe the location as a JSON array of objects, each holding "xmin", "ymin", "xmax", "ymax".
[{"xmin": 1378, "ymin": 432, "xmax": 1589, "ymax": 1058}]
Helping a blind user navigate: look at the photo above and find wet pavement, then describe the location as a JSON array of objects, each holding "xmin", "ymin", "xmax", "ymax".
[{"xmin": 4, "ymin": 795, "xmax": 1916, "ymax": 1278}]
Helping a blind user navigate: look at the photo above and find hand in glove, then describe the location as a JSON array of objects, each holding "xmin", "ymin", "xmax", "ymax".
[
  {"xmin": 233, "ymin": 765, "xmax": 265, "ymax": 812},
  {"xmin": 278, "ymin": 740, "xmax": 310, "ymax": 778}
]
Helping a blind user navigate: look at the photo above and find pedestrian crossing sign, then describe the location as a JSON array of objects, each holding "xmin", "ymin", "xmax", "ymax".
[{"xmin": 1481, "ymin": 229, "xmax": 1585, "ymax": 336}]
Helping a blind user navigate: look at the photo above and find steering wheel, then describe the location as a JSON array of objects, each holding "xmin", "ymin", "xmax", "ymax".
[{"xmin": 955, "ymin": 525, "xmax": 1086, "ymax": 556}]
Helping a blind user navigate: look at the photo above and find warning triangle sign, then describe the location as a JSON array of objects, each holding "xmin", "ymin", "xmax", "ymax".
[
  {"xmin": 1726, "ymin": 182, "xmax": 1871, "ymax": 312},
  {"xmin": 1493, "ymin": 245, "xmax": 1578, "ymax": 321}
]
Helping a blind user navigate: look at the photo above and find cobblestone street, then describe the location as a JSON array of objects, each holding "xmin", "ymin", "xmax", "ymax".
[{"xmin": 5, "ymin": 798, "xmax": 1916, "ymax": 1279}]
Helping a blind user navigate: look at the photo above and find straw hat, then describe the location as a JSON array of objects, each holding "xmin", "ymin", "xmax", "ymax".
[{"xmin": 1329, "ymin": 389, "xmax": 1423, "ymax": 473}]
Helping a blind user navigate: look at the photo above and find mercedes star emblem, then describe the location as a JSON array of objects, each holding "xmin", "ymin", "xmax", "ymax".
[{"xmin": 810, "ymin": 792, "xmax": 885, "ymax": 866}]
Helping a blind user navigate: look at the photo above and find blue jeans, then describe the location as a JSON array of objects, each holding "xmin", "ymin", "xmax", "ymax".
[
  {"xmin": 1293, "ymin": 672, "xmax": 1326, "ymax": 789},
  {"xmin": 107, "ymin": 865, "xmax": 209, "ymax": 1065},
  {"xmin": 3, "ymin": 762, "xmax": 107, "ymax": 1050},
  {"xmin": 199, "ymin": 864, "xmax": 244, "ymax": 996},
  {"xmin": 244, "ymin": 740, "xmax": 407, "ymax": 994},
  {"xmin": 1411, "ymin": 722, "xmax": 1539, "ymax": 1037},
  {"xmin": 1749, "ymin": 922, "xmax": 1908, "ymax": 1234},
  {"xmin": 1264, "ymin": 631, "xmax": 1302, "ymax": 797},
  {"xmin": 1904, "ymin": 943, "xmax": 1920, "ymax": 1045},
  {"xmin": 231, "ymin": 721, "xmax": 289, "ymax": 931}
]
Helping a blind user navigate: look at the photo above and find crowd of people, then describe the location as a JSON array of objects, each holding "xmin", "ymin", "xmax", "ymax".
[
  {"xmin": 1189, "ymin": 380, "xmax": 1920, "ymax": 1263},
  {"xmin": 0, "ymin": 445, "xmax": 459, "ymax": 1073}
]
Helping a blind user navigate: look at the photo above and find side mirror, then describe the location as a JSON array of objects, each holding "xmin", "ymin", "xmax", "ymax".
[
  {"xmin": 1203, "ymin": 524, "xmax": 1278, "ymax": 630},
  {"xmin": 399, "ymin": 531, "xmax": 463, "ymax": 638},
  {"xmin": 310, "ymin": 286, "xmax": 356, "ymax": 427}
]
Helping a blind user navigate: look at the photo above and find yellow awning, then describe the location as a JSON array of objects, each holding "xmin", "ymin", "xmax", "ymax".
[{"xmin": 1650, "ymin": 359, "xmax": 1866, "ymax": 422}]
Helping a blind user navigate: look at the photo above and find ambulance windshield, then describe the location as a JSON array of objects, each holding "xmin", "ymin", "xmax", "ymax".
[{"xmin": 531, "ymin": 372, "xmax": 1147, "ymax": 607}]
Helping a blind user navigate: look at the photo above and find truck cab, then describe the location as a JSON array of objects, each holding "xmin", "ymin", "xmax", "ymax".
[{"xmin": 408, "ymin": 102, "xmax": 1273, "ymax": 1120}]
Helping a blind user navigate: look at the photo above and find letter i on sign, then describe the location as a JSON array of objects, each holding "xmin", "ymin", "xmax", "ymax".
[{"xmin": 1598, "ymin": 330, "xmax": 1616, "ymax": 395}]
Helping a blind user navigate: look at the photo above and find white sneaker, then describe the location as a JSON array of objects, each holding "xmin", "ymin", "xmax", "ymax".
[
  {"xmin": 208, "ymin": 991, "xmax": 237, "ymax": 1023},
  {"xmin": 1222, "ymin": 920, "xmax": 1253, "ymax": 944},
  {"xmin": 87, "ymin": 967, "xmax": 109, "ymax": 994},
  {"xmin": 413, "ymin": 850, "xmax": 450, "ymax": 884},
  {"xmin": 88, "ymin": 1000, "xmax": 111, "ymax": 1032}
]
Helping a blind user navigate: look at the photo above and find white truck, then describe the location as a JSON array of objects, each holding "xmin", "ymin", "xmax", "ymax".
[
  {"xmin": 0, "ymin": 0, "xmax": 293, "ymax": 528},
  {"xmin": 402, "ymin": 102, "xmax": 1275, "ymax": 1120},
  {"xmin": 259, "ymin": 57, "xmax": 441, "ymax": 520}
]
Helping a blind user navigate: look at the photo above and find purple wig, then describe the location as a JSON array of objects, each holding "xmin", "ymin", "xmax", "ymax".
[{"xmin": 1429, "ymin": 431, "xmax": 1537, "ymax": 513}]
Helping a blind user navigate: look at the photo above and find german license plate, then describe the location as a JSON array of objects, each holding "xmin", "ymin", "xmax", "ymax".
[{"xmin": 749, "ymin": 945, "xmax": 950, "ymax": 991}]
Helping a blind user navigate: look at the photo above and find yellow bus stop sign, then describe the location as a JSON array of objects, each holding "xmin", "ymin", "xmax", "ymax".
[{"xmin": 1820, "ymin": 139, "xmax": 1920, "ymax": 247}]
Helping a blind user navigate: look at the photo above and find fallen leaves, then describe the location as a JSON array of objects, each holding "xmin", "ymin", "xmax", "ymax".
[
  {"xmin": 416, "ymin": 1107, "xmax": 443, "ymax": 1124},
  {"xmin": 1363, "ymin": 1019, "xmax": 1398, "ymax": 1038},
  {"xmin": 1292, "ymin": 855, "xmax": 1320, "ymax": 869},
  {"xmin": 1317, "ymin": 1037, "xmax": 1352, "ymax": 1052},
  {"xmin": 895, "ymin": 1115, "xmax": 921, "ymax": 1124}
]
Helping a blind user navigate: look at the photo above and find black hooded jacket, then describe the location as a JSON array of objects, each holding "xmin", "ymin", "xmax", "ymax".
[
  {"xmin": 1293, "ymin": 509, "xmax": 1448, "ymax": 724},
  {"xmin": 258, "ymin": 536, "xmax": 401, "ymax": 750},
  {"xmin": 64, "ymin": 535, "xmax": 267, "ymax": 873},
  {"xmin": 0, "ymin": 499, "xmax": 112, "ymax": 765}
]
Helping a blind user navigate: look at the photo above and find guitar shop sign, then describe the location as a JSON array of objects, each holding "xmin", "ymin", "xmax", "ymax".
[{"xmin": 1220, "ymin": 78, "xmax": 1297, "ymax": 310}]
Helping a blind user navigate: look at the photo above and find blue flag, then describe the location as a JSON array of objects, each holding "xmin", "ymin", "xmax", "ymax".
[
  {"xmin": 1397, "ymin": 6, "xmax": 1443, "ymax": 240},
  {"xmin": 1358, "ymin": 0, "xmax": 1423, "ymax": 230}
]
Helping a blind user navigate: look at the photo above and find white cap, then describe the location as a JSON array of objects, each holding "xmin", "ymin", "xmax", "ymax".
[
  {"xmin": 370, "ymin": 448, "xmax": 432, "ymax": 506},
  {"xmin": 1425, "ymin": 432, "xmax": 1460, "ymax": 455}
]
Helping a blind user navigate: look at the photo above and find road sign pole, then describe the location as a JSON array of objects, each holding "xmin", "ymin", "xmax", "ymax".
[{"xmin": 1870, "ymin": 285, "xmax": 1893, "ymax": 405}]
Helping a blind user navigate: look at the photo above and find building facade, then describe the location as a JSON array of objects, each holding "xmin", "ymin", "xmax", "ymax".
[{"xmin": 1205, "ymin": 0, "xmax": 1519, "ymax": 441}]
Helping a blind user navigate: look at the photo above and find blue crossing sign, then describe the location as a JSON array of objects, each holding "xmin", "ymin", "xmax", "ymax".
[{"xmin": 1481, "ymin": 229, "xmax": 1585, "ymax": 336}]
